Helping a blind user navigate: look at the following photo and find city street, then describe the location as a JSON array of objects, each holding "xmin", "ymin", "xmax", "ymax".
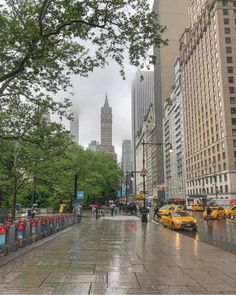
[
  {"xmin": 182, "ymin": 213, "xmax": 236, "ymax": 254},
  {"xmin": 0, "ymin": 213, "xmax": 236, "ymax": 294}
]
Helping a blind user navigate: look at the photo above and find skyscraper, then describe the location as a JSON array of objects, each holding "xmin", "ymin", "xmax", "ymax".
[
  {"xmin": 153, "ymin": 0, "xmax": 188, "ymax": 198},
  {"xmin": 131, "ymin": 71, "xmax": 155, "ymax": 197},
  {"xmin": 180, "ymin": 0, "xmax": 236, "ymax": 200},
  {"xmin": 97, "ymin": 95, "xmax": 115, "ymax": 156},
  {"xmin": 87, "ymin": 140, "xmax": 100, "ymax": 152},
  {"xmin": 121, "ymin": 140, "xmax": 132, "ymax": 174}
]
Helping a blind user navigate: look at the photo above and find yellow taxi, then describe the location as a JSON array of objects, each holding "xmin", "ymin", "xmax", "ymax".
[
  {"xmin": 225, "ymin": 205, "xmax": 236, "ymax": 218},
  {"xmin": 203, "ymin": 206, "xmax": 226, "ymax": 219},
  {"xmin": 192, "ymin": 204, "xmax": 204, "ymax": 211},
  {"xmin": 161, "ymin": 211, "xmax": 198, "ymax": 231},
  {"xmin": 158, "ymin": 204, "xmax": 184, "ymax": 217}
]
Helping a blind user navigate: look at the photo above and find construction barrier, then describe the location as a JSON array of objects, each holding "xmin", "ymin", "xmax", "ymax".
[{"xmin": 0, "ymin": 214, "xmax": 78, "ymax": 256}]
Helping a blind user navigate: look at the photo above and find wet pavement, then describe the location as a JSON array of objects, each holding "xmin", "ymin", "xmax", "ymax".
[
  {"xmin": 180, "ymin": 213, "xmax": 236, "ymax": 254},
  {"xmin": 0, "ymin": 213, "xmax": 236, "ymax": 294}
]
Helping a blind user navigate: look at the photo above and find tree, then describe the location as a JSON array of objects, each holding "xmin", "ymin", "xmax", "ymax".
[
  {"xmin": 0, "ymin": 100, "xmax": 74, "ymax": 219},
  {"xmin": 0, "ymin": 0, "xmax": 167, "ymax": 104}
]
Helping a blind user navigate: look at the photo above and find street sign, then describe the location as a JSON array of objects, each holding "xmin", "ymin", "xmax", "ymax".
[
  {"xmin": 76, "ymin": 191, "xmax": 84, "ymax": 200},
  {"xmin": 140, "ymin": 169, "xmax": 148, "ymax": 177}
]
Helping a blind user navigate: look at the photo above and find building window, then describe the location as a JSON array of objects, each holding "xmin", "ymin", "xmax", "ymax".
[
  {"xmin": 229, "ymin": 87, "xmax": 235, "ymax": 94},
  {"xmin": 233, "ymin": 140, "xmax": 236, "ymax": 147},
  {"xmin": 223, "ymin": 9, "xmax": 229, "ymax": 15},
  {"xmin": 231, "ymin": 108, "xmax": 236, "ymax": 114},
  {"xmin": 234, "ymin": 151, "xmax": 236, "ymax": 158},
  {"xmin": 225, "ymin": 185, "xmax": 228, "ymax": 193},
  {"xmin": 227, "ymin": 56, "xmax": 233, "ymax": 63},
  {"xmin": 230, "ymin": 97, "xmax": 236, "ymax": 104},
  {"xmin": 226, "ymin": 47, "xmax": 232, "ymax": 53},
  {"xmin": 225, "ymin": 37, "xmax": 231, "ymax": 43},
  {"xmin": 224, "ymin": 27, "xmax": 231, "ymax": 34},
  {"xmin": 224, "ymin": 18, "xmax": 230, "ymax": 24},
  {"xmin": 224, "ymin": 174, "xmax": 227, "ymax": 181},
  {"xmin": 228, "ymin": 77, "xmax": 235, "ymax": 83},
  {"xmin": 228, "ymin": 66, "xmax": 233, "ymax": 73}
]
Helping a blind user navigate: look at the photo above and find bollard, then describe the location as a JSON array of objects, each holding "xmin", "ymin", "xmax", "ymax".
[
  {"xmin": 0, "ymin": 226, "xmax": 8, "ymax": 255},
  {"xmin": 31, "ymin": 219, "xmax": 38, "ymax": 242},
  {"xmin": 17, "ymin": 220, "xmax": 26, "ymax": 248}
]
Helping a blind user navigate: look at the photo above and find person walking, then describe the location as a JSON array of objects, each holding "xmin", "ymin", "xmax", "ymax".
[
  {"xmin": 110, "ymin": 204, "xmax": 114, "ymax": 216},
  {"xmin": 206, "ymin": 206, "xmax": 212, "ymax": 221},
  {"xmin": 153, "ymin": 205, "xmax": 159, "ymax": 220}
]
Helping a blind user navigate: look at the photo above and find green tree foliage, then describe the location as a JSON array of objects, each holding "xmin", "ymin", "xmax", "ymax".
[
  {"xmin": 0, "ymin": 0, "xmax": 167, "ymax": 104},
  {"xmin": 0, "ymin": 103, "xmax": 121, "ymax": 217}
]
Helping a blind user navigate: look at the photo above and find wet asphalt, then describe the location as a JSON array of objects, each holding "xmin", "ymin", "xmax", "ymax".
[{"xmin": 181, "ymin": 212, "xmax": 236, "ymax": 254}]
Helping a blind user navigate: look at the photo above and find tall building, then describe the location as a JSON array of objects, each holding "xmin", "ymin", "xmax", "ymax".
[
  {"xmin": 121, "ymin": 140, "xmax": 133, "ymax": 196},
  {"xmin": 87, "ymin": 140, "xmax": 99, "ymax": 151},
  {"xmin": 163, "ymin": 58, "xmax": 186, "ymax": 200},
  {"xmin": 153, "ymin": 0, "xmax": 188, "ymax": 199},
  {"xmin": 180, "ymin": 0, "xmax": 236, "ymax": 200},
  {"xmin": 135, "ymin": 104, "xmax": 157, "ymax": 200},
  {"xmin": 131, "ymin": 71, "xmax": 155, "ymax": 196},
  {"xmin": 97, "ymin": 95, "xmax": 115, "ymax": 156},
  {"xmin": 70, "ymin": 107, "xmax": 79, "ymax": 144},
  {"xmin": 121, "ymin": 140, "xmax": 132, "ymax": 173}
]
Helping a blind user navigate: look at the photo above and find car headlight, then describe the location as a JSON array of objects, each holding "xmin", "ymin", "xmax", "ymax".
[
  {"xmin": 193, "ymin": 219, "xmax": 197, "ymax": 223},
  {"xmin": 175, "ymin": 220, "xmax": 180, "ymax": 224}
]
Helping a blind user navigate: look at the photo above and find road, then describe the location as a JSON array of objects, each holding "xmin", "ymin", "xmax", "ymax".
[{"xmin": 182, "ymin": 212, "xmax": 236, "ymax": 254}]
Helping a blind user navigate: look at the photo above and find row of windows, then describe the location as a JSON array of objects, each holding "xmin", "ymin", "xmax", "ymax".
[
  {"xmin": 223, "ymin": 9, "xmax": 236, "ymax": 16},
  {"xmin": 188, "ymin": 174, "xmax": 228, "ymax": 186},
  {"xmin": 188, "ymin": 185, "xmax": 228, "ymax": 195}
]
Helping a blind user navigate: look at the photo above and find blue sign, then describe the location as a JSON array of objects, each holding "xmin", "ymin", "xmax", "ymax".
[
  {"xmin": 117, "ymin": 191, "xmax": 121, "ymax": 197},
  {"xmin": 76, "ymin": 191, "xmax": 84, "ymax": 200}
]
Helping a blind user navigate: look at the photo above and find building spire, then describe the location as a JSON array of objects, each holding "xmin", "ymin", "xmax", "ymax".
[{"xmin": 104, "ymin": 93, "xmax": 109, "ymax": 107}]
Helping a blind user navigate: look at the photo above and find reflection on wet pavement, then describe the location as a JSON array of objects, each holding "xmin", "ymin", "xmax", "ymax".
[
  {"xmin": 181, "ymin": 212, "xmax": 236, "ymax": 254},
  {"xmin": 0, "ymin": 213, "xmax": 236, "ymax": 294}
]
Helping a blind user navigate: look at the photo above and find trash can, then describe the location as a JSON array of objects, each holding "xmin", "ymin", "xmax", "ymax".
[{"xmin": 141, "ymin": 207, "xmax": 148, "ymax": 223}]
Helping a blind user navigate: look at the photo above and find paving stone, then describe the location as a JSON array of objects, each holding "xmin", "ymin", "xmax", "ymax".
[
  {"xmin": 0, "ymin": 214, "xmax": 236, "ymax": 295},
  {"xmin": 157, "ymin": 285, "xmax": 193, "ymax": 294}
]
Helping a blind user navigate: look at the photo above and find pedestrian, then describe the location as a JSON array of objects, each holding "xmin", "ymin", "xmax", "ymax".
[
  {"xmin": 110, "ymin": 204, "xmax": 114, "ymax": 216},
  {"xmin": 153, "ymin": 206, "xmax": 159, "ymax": 220},
  {"xmin": 206, "ymin": 206, "xmax": 212, "ymax": 221},
  {"xmin": 114, "ymin": 205, "xmax": 118, "ymax": 216}
]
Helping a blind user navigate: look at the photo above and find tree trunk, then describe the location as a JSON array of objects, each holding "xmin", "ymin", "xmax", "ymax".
[{"xmin": 11, "ymin": 176, "xmax": 17, "ymax": 221}]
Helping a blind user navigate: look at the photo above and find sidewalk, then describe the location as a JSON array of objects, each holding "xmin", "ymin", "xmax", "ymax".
[{"xmin": 0, "ymin": 214, "xmax": 235, "ymax": 294}]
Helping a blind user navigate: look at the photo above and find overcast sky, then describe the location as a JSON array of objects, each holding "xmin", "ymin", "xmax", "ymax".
[
  {"xmin": 68, "ymin": 62, "xmax": 136, "ymax": 162},
  {"xmin": 1, "ymin": 0, "xmax": 154, "ymax": 162}
]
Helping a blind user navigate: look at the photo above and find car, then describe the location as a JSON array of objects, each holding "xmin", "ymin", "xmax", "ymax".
[
  {"xmin": 225, "ymin": 205, "xmax": 236, "ymax": 218},
  {"xmin": 192, "ymin": 204, "xmax": 204, "ymax": 211},
  {"xmin": 161, "ymin": 211, "xmax": 198, "ymax": 231},
  {"xmin": 158, "ymin": 204, "xmax": 184, "ymax": 217},
  {"xmin": 203, "ymin": 206, "xmax": 226, "ymax": 219}
]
